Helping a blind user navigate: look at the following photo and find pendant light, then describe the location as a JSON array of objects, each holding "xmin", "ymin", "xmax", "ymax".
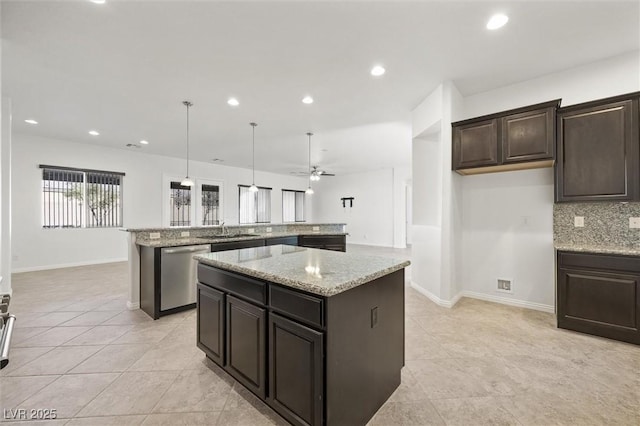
[
  {"xmin": 305, "ymin": 132, "xmax": 314, "ymax": 195},
  {"xmin": 180, "ymin": 101, "xmax": 194, "ymax": 187},
  {"xmin": 249, "ymin": 122, "xmax": 259, "ymax": 192}
]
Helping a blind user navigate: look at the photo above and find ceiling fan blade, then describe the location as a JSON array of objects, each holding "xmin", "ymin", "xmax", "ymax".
[{"xmin": 321, "ymin": 173, "xmax": 335, "ymax": 176}]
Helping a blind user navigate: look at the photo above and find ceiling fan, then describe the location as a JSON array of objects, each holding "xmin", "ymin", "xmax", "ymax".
[
  {"xmin": 291, "ymin": 166, "xmax": 335, "ymax": 180},
  {"xmin": 310, "ymin": 166, "xmax": 335, "ymax": 181}
]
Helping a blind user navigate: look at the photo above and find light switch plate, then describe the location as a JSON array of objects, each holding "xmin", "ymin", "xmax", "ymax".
[
  {"xmin": 181, "ymin": 231, "xmax": 190, "ymax": 237},
  {"xmin": 266, "ymin": 227, "xmax": 272, "ymax": 233},
  {"xmin": 574, "ymin": 216, "xmax": 585, "ymax": 227},
  {"xmin": 629, "ymin": 217, "xmax": 640, "ymax": 229},
  {"xmin": 248, "ymin": 228, "xmax": 255, "ymax": 233},
  {"xmin": 312, "ymin": 226, "xmax": 320, "ymax": 231},
  {"xmin": 149, "ymin": 232, "xmax": 161, "ymax": 239}
]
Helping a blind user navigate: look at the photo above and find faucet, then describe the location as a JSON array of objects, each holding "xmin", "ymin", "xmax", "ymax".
[{"xmin": 220, "ymin": 222, "xmax": 226, "ymax": 236}]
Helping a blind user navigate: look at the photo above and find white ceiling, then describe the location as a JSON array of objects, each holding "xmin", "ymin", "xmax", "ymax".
[{"xmin": 2, "ymin": 1, "xmax": 639, "ymax": 176}]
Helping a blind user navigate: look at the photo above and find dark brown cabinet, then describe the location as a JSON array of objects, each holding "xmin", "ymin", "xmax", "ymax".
[
  {"xmin": 268, "ymin": 313, "xmax": 323, "ymax": 426},
  {"xmin": 197, "ymin": 263, "xmax": 405, "ymax": 426},
  {"xmin": 452, "ymin": 100, "xmax": 559, "ymax": 174},
  {"xmin": 557, "ymin": 251, "xmax": 640, "ymax": 345},
  {"xmin": 555, "ymin": 94, "xmax": 639, "ymax": 202},
  {"xmin": 226, "ymin": 295, "xmax": 266, "ymax": 399},
  {"xmin": 298, "ymin": 235, "xmax": 346, "ymax": 252},
  {"xmin": 196, "ymin": 284, "xmax": 224, "ymax": 365},
  {"xmin": 453, "ymin": 118, "xmax": 499, "ymax": 169},
  {"xmin": 502, "ymin": 107, "xmax": 555, "ymax": 163}
]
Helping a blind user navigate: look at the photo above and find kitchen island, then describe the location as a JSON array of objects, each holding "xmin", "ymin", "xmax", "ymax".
[{"xmin": 194, "ymin": 245, "xmax": 409, "ymax": 426}]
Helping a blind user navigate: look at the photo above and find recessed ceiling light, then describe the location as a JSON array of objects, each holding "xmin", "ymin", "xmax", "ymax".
[
  {"xmin": 371, "ymin": 65, "xmax": 386, "ymax": 76},
  {"xmin": 487, "ymin": 14, "xmax": 509, "ymax": 30},
  {"xmin": 90, "ymin": 0, "xmax": 106, "ymax": 4},
  {"xmin": 140, "ymin": 140, "xmax": 149, "ymax": 145},
  {"xmin": 89, "ymin": 130, "xmax": 100, "ymax": 136},
  {"xmin": 302, "ymin": 96, "xmax": 314, "ymax": 104},
  {"xmin": 24, "ymin": 119, "xmax": 38, "ymax": 125},
  {"xmin": 227, "ymin": 98, "xmax": 239, "ymax": 106}
]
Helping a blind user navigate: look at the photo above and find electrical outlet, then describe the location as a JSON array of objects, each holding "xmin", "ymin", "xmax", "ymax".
[
  {"xmin": 497, "ymin": 279, "xmax": 513, "ymax": 293},
  {"xmin": 266, "ymin": 227, "xmax": 272, "ymax": 233},
  {"xmin": 149, "ymin": 232, "xmax": 161, "ymax": 239},
  {"xmin": 630, "ymin": 217, "xmax": 640, "ymax": 229},
  {"xmin": 248, "ymin": 228, "xmax": 255, "ymax": 233},
  {"xmin": 312, "ymin": 226, "xmax": 320, "ymax": 231},
  {"xmin": 574, "ymin": 216, "xmax": 585, "ymax": 227},
  {"xmin": 181, "ymin": 231, "xmax": 190, "ymax": 237}
]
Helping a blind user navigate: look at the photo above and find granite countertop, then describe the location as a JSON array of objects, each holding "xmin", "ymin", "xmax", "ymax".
[
  {"xmin": 194, "ymin": 245, "xmax": 410, "ymax": 297},
  {"xmin": 554, "ymin": 243, "xmax": 640, "ymax": 256},
  {"xmin": 136, "ymin": 231, "xmax": 348, "ymax": 248}
]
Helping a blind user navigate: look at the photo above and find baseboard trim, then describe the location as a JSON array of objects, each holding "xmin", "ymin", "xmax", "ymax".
[
  {"xmin": 126, "ymin": 301, "xmax": 140, "ymax": 310},
  {"xmin": 460, "ymin": 290, "xmax": 555, "ymax": 313},
  {"xmin": 12, "ymin": 258, "xmax": 128, "ymax": 273},
  {"xmin": 410, "ymin": 281, "xmax": 462, "ymax": 308}
]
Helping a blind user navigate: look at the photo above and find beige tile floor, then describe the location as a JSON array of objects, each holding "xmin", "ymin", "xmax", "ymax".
[{"xmin": 1, "ymin": 244, "xmax": 639, "ymax": 425}]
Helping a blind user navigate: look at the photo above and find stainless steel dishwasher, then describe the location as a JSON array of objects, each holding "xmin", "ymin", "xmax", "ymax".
[{"xmin": 160, "ymin": 244, "xmax": 211, "ymax": 311}]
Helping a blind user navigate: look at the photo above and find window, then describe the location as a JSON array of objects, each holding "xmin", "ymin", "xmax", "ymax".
[
  {"xmin": 282, "ymin": 190, "xmax": 305, "ymax": 222},
  {"xmin": 201, "ymin": 184, "xmax": 220, "ymax": 226},
  {"xmin": 169, "ymin": 182, "xmax": 192, "ymax": 226},
  {"xmin": 163, "ymin": 176, "xmax": 224, "ymax": 227},
  {"xmin": 239, "ymin": 185, "xmax": 271, "ymax": 224},
  {"xmin": 41, "ymin": 165, "xmax": 124, "ymax": 228}
]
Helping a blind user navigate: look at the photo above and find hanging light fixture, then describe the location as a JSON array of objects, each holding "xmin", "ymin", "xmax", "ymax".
[
  {"xmin": 305, "ymin": 132, "xmax": 314, "ymax": 195},
  {"xmin": 180, "ymin": 101, "xmax": 194, "ymax": 187},
  {"xmin": 249, "ymin": 122, "xmax": 259, "ymax": 192}
]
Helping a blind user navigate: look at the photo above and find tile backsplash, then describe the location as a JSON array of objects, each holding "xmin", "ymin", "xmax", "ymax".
[{"xmin": 553, "ymin": 202, "xmax": 640, "ymax": 247}]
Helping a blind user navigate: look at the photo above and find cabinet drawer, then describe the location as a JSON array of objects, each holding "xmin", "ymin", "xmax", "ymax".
[
  {"xmin": 211, "ymin": 239, "xmax": 265, "ymax": 252},
  {"xmin": 558, "ymin": 251, "xmax": 640, "ymax": 273},
  {"xmin": 270, "ymin": 285, "xmax": 324, "ymax": 329},
  {"xmin": 266, "ymin": 236, "xmax": 299, "ymax": 246},
  {"xmin": 198, "ymin": 264, "xmax": 266, "ymax": 305}
]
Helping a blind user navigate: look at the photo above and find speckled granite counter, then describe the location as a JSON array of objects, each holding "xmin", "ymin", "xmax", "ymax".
[
  {"xmin": 554, "ymin": 243, "xmax": 640, "ymax": 256},
  {"xmin": 194, "ymin": 245, "xmax": 410, "ymax": 297},
  {"xmin": 136, "ymin": 231, "xmax": 348, "ymax": 248}
]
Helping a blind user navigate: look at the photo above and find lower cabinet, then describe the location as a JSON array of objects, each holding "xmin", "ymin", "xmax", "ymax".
[
  {"xmin": 196, "ymin": 284, "xmax": 225, "ymax": 365},
  {"xmin": 197, "ymin": 264, "xmax": 404, "ymax": 425},
  {"xmin": 266, "ymin": 236, "xmax": 299, "ymax": 246},
  {"xmin": 557, "ymin": 251, "xmax": 640, "ymax": 344},
  {"xmin": 226, "ymin": 295, "xmax": 266, "ymax": 399},
  {"xmin": 268, "ymin": 313, "xmax": 323, "ymax": 426}
]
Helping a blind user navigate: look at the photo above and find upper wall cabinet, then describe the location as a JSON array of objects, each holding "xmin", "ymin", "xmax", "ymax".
[
  {"xmin": 452, "ymin": 100, "xmax": 560, "ymax": 175},
  {"xmin": 555, "ymin": 93, "xmax": 640, "ymax": 203}
]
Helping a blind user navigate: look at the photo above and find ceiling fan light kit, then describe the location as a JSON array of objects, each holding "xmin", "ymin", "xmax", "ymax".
[{"xmin": 180, "ymin": 100, "xmax": 194, "ymax": 187}]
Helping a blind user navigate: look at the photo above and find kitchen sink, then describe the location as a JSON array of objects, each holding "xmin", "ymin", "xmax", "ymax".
[{"xmin": 197, "ymin": 234, "xmax": 260, "ymax": 239}]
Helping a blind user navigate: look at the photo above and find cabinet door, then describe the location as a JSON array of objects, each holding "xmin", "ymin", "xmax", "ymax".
[
  {"xmin": 226, "ymin": 295, "xmax": 266, "ymax": 399},
  {"xmin": 502, "ymin": 106, "xmax": 554, "ymax": 163},
  {"xmin": 196, "ymin": 284, "xmax": 225, "ymax": 366},
  {"xmin": 556, "ymin": 98, "xmax": 639, "ymax": 202},
  {"xmin": 452, "ymin": 118, "xmax": 499, "ymax": 169},
  {"xmin": 557, "ymin": 267, "xmax": 640, "ymax": 344},
  {"xmin": 268, "ymin": 313, "xmax": 323, "ymax": 426}
]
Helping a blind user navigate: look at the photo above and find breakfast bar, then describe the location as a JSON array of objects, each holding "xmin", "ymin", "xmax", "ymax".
[{"xmin": 194, "ymin": 245, "xmax": 410, "ymax": 426}]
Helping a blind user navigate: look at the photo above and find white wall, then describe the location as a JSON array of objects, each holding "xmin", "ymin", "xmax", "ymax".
[
  {"xmin": 311, "ymin": 168, "xmax": 394, "ymax": 246},
  {"xmin": 458, "ymin": 50, "xmax": 640, "ymax": 310},
  {"xmin": 12, "ymin": 134, "xmax": 311, "ymax": 272},
  {"xmin": 0, "ymin": 97, "xmax": 11, "ymax": 295}
]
